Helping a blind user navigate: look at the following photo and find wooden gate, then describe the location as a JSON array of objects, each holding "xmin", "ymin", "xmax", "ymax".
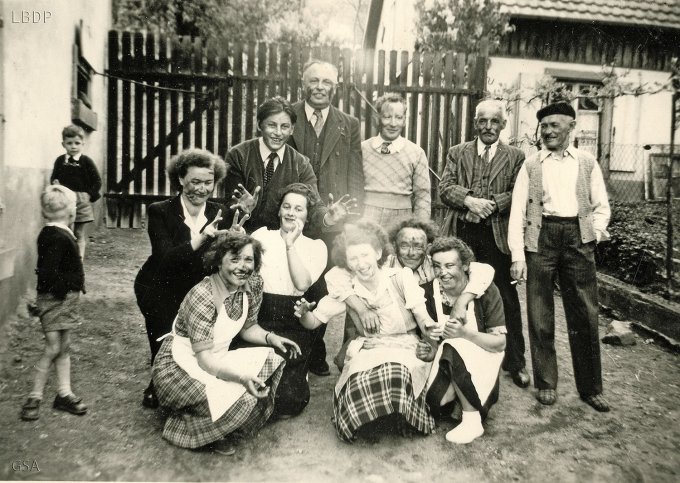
[{"xmin": 105, "ymin": 30, "xmax": 488, "ymax": 227}]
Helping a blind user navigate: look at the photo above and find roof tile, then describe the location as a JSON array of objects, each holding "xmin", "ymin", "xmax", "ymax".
[{"xmin": 500, "ymin": 0, "xmax": 680, "ymax": 29}]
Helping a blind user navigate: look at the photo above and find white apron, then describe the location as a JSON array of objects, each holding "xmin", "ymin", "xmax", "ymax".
[
  {"xmin": 164, "ymin": 288, "xmax": 272, "ymax": 422},
  {"xmin": 425, "ymin": 280, "xmax": 504, "ymax": 405}
]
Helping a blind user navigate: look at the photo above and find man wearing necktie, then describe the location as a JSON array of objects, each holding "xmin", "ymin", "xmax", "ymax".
[
  {"xmin": 361, "ymin": 93, "xmax": 431, "ymax": 227},
  {"xmin": 287, "ymin": 60, "xmax": 364, "ymax": 376},
  {"xmin": 439, "ymin": 99, "xmax": 530, "ymax": 390}
]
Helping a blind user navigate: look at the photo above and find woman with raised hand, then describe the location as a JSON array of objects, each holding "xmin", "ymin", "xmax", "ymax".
[
  {"xmin": 152, "ymin": 232, "xmax": 299, "ymax": 450},
  {"xmin": 134, "ymin": 149, "xmax": 235, "ymax": 409},
  {"xmin": 248, "ymin": 183, "xmax": 328, "ymax": 418},
  {"xmin": 294, "ymin": 220, "xmax": 440, "ymax": 442}
]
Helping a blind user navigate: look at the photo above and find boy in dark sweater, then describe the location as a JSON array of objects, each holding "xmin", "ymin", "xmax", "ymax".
[
  {"xmin": 50, "ymin": 125, "xmax": 101, "ymax": 259},
  {"xmin": 20, "ymin": 185, "xmax": 88, "ymax": 421}
]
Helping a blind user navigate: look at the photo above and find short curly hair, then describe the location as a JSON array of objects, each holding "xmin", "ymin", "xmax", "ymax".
[
  {"xmin": 388, "ymin": 217, "xmax": 439, "ymax": 246},
  {"xmin": 429, "ymin": 236, "xmax": 475, "ymax": 269},
  {"xmin": 202, "ymin": 232, "xmax": 263, "ymax": 275},
  {"xmin": 167, "ymin": 148, "xmax": 227, "ymax": 193},
  {"xmin": 276, "ymin": 182, "xmax": 320, "ymax": 215},
  {"xmin": 331, "ymin": 220, "xmax": 392, "ymax": 269},
  {"xmin": 41, "ymin": 185, "xmax": 77, "ymax": 221}
]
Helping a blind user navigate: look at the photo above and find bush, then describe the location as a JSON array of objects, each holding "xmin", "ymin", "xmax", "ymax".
[{"xmin": 596, "ymin": 201, "xmax": 670, "ymax": 290}]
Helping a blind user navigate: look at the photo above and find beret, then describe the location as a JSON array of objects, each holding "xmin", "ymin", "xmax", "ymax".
[{"xmin": 536, "ymin": 102, "xmax": 576, "ymax": 121}]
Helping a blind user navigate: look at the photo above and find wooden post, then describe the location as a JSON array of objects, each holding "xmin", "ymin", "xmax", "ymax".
[{"xmin": 667, "ymin": 92, "xmax": 677, "ymax": 294}]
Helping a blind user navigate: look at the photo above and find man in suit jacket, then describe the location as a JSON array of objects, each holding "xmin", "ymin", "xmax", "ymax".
[
  {"xmin": 287, "ymin": 60, "xmax": 364, "ymax": 376},
  {"xmin": 288, "ymin": 60, "xmax": 364, "ymax": 210},
  {"xmin": 439, "ymin": 99, "xmax": 529, "ymax": 388}
]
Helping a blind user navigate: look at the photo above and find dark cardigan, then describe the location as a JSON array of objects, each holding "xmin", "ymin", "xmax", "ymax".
[
  {"xmin": 36, "ymin": 226, "xmax": 84, "ymax": 299},
  {"xmin": 224, "ymin": 139, "xmax": 327, "ymax": 235}
]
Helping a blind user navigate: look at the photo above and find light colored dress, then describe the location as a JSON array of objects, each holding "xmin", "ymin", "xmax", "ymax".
[
  {"xmin": 153, "ymin": 273, "xmax": 284, "ymax": 449},
  {"xmin": 312, "ymin": 266, "xmax": 435, "ymax": 442}
]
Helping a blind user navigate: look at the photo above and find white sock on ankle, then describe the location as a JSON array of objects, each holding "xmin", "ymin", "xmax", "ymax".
[{"xmin": 445, "ymin": 410, "xmax": 483, "ymax": 444}]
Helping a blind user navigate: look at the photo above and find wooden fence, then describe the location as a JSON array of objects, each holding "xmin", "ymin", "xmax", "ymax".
[{"xmin": 105, "ymin": 30, "xmax": 488, "ymax": 227}]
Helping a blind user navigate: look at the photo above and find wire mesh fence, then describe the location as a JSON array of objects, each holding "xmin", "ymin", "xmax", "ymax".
[{"xmin": 510, "ymin": 139, "xmax": 678, "ymax": 299}]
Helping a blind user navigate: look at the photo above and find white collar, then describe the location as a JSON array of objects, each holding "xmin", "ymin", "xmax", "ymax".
[
  {"xmin": 351, "ymin": 267, "xmax": 397, "ymax": 300},
  {"xmin": 66, "ymin": 153, "xmax": 82, "ymax": 161},
  {"xmin": 476, "ymin": 138, "xmax": 499, "ymax": 157},
  {"xmin": 179, "ymin": 195, "xmax": 207, "ymax": 226},
  {"xmin": 258, "ymin": 137, "xmax": 286, "ymax": 164},
  {"xmin": 46, "ymin": 222, "xmax": 76, "ymax": 240},
  {"xmin": 371, "ymin": 135, "xmax": 406, "ymax": 153},
  {"xmin": 304, "ymin": 102, "xmax": 330, "ymax": 122},
  {"xmin": 539, "ymin": 144, "xmax": 578, "ymax": 162}
]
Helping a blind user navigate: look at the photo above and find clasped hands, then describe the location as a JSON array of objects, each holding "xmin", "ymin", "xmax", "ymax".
[{"xmin": 464, "ymin": 195, "xmax": 496, "ymax": 223}]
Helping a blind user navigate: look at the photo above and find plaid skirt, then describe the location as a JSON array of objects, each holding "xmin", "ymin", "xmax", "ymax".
[
  {"xmin": 152, "ymin": 338, "xmax": 285, "ymax": 449},
  {"xmin": 333, "ymin": 362, "xmax": 435, "ymax": 442}
]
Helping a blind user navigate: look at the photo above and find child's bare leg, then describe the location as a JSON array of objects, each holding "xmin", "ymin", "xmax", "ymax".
[
  {"xmin": 28, "ymin": 331, "xmax": 61, "ymax": 399},
  {"xmin": 55, "ymin": 330, "xmax": 72, "ymax": 397},
  {"xmin": 74, "ymin": 222, "xmax": 87, "ymax": 259}
]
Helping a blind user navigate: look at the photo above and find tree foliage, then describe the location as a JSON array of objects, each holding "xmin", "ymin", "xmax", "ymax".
[
  {"xmin": 114, "ymin": 0, "xmax": 309, "ymax": 44},
  {"xmin": 414, "ymin": 0, "xmax": 513, "ymax": 53}
]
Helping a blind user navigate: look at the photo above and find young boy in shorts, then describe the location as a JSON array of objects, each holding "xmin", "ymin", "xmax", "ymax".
[
  {"xmin": 20, "ymin": 185, "xmax": 88, "ymax": 421},
  {"xmin": 50, "ymin": 125, "xmax": 101, "ymax": 259}
]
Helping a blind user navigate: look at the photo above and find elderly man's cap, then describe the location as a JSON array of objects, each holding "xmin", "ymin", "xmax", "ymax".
[{"xmin": 536, "ymin": 102, "xmax": 576, "ymax": 121}]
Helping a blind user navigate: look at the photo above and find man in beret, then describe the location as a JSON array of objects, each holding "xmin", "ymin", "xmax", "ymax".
[
  {"xmin": 508, "ymin": 101, "xmax": 611, "ymax": 412},
  {"xmin": 439, "ymin": 98, "xmax": 530, "ymax": 389}
]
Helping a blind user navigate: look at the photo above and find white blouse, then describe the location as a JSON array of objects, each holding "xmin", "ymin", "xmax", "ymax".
[{"xmin": 252, "ymin": 227, "xmax": 327, "ymax": 296}]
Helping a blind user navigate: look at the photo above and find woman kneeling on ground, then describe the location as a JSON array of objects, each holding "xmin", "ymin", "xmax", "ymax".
[
  {"xmin": 152, "ymin": 232, "xmax": 300, "ymax": 450},
  {"xmin": 417, "ymin": 237, "xmax": 506, "ymax": 445},
  {"xmin": 294, "ymin": 220, "xmax": 440, "ymax": 442}
]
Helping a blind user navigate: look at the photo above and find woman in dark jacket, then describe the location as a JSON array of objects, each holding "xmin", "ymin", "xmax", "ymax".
[{"xmin": 134, "ymin": 149, "xmax": 229, "ymax": 408}]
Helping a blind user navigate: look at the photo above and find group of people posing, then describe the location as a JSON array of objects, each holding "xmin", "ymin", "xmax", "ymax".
[{"xmin": 22, "ymin": 59, "xmax": 611, "ymax": 452}]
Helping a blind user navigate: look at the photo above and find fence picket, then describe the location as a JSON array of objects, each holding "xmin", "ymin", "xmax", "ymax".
[{"xmin": 106, "ymin": 33, "xmax": 487, "ymax": 227}]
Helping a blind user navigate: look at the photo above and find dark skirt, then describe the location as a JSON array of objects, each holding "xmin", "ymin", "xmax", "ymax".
[
  {"xmin": 426, "ymin": 344, "xmax": 500, "ymax": 421},
  {"xmin": 238, "ymin": 292, "xmax": 314, "ymax": 417}
]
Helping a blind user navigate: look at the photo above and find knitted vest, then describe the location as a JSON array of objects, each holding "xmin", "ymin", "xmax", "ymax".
[{"xmin": 523, "ymin": 151, "xmax": 597, "ymax": 252}]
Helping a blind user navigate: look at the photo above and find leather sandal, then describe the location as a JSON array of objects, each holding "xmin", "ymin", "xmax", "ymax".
[
  {"xmin": 536, "ymin": 389, "xmax": 557, "ymax": 405},
  {"xmin": 581, "ymin": 394, "xmax": 610, "ymax": 412}
]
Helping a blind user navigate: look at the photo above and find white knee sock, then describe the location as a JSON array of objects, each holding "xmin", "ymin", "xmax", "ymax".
[
  {"xmin": 55, "ymin": 354, "xmax": 73, "ymax": 397},
  {"xmin": 28, "ymin": 358, "xmax": 52, "ymax": 400}
]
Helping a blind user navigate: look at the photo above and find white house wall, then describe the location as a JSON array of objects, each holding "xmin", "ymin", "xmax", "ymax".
[
  {"xmin": 0, "ymin": 0, "xmax": 111, "ymax": 326},
  {"xmin": 488, "ymin": 56, "xmax": 674, "ymax": 200}
]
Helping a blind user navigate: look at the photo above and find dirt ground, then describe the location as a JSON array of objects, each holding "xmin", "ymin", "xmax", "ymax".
[{"xmin": 1, "ymin": 226, "xmax": 679, "ymax": 482}]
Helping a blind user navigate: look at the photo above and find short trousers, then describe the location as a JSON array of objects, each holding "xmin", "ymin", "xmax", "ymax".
[
  {"xmin": 37, "ymin": 291, "xmax": 82, "ymax": 332},
  {"xmin": 75, "ymin": 192, "xmax": 94, "ymax": 223}
]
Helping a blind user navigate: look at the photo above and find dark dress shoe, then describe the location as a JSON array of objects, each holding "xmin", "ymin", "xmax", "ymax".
[
  {"xmin": 53, "ymin": 394, "xmax": 87, "ymax": 415},
  {"xmin": 20, "ymin": 398, "xmax": 41, "ymax": 421},
  {"xmin": 511, "ymin": 368, "xmax": 531, "ymax": 388},
  {"xmin": 142, "ymin": 385, "xmax": 159, "ymax": 409},
  {"xmin": 308, "ymin": 360, "xmax": 331, "ymax": 377}
]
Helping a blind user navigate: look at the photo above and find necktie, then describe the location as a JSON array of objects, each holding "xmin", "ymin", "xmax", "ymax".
[
  {"xmin": 380, "ymin": 142, "xmax": 391, "ymax": 154},
  {"xmin": 264, "ymin": 152, "xmax": 278, "ymax": 187},
  {"xmin": 312, "ymin": 109, "xmax": 324, "ymax": 137},
  {"xmin": 483, "ymin": 145, "xmax": 491, "ymax": 163}
]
